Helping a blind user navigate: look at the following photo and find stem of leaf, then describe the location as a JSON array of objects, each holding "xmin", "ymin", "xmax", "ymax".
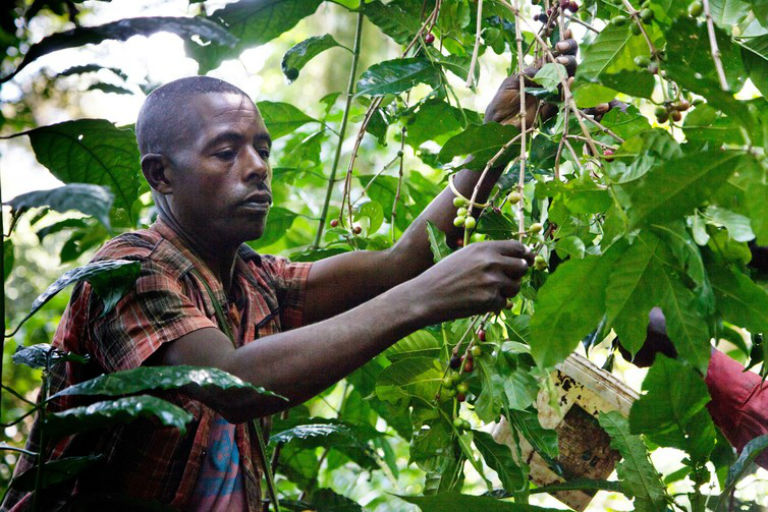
[
  {"xmin": 313, "ymin": 10, "xmax": 364, "ymax": 248},
  {"xmin": 701, "ymin": 0, "xmax": 729, "ymax": 91},
  {"xmin": 465, "ymin": 0, "xmax": 483, "ymax": 88}
]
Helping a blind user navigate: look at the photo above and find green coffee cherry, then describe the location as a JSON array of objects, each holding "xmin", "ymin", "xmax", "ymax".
[
  {"xmin": 456, "ymin": 382, "xmax": 469, "ymax": 394},
  {"xmin": 634, "ymin": 55, "xmax": 651, "ymax": 68},
  {"xmin": 464, "ymin": 216, "xmax": 476, "ymax": 229},
  {"xmin": 456, "ymin": 207, "xmax": 468, "ymax": 217},
  {"xmin": 689, "ymin": 1, "xmax": 703, "ymax": 16},
  {"xmin": 453, "ymin": 196, "xmax": 467, "ymax": 207},
  {"xmin": 529, "ymin": 222, "xmax": 543, "ymax": 234},
  {"xmin": 611, "ymin": 15, "xmax": 628, "ymax": 26},
  {"xmin": 507, "ymin": 191, "xmax": 522, "ymax": 204},
  {"xmin": 453, "ymin": 216, "xmax": 466, "ymax": 227},
  {"xmin": 640, "ymin": 8, "xmax": 654, "ymax": 23},
  {"xmin": 534, "ymin": 254, "xmax": 548, "ymax": 270}
]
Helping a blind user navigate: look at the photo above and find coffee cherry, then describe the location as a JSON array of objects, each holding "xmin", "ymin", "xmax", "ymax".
[
  {"xmin": 611, "ymin": 15, "xmax": 628, "ymax": 26},
  {"xmin": 456, "ymin": 238, "xmax": 464, "ymax": 247},
  {"xmin": 640, "ymin": 8, "xmax": 654, "ymax": 23},
  {"xmin": 476, "ymin": 329, "xmax": 486, "ymax": 341},
  {"xmin": 284, "ymin": 68, "xmax": 299, "ymax": 81},
  {"xmin": 456, "ymin": 382, "xmax": 469, "ymax": 394},
  {"xmin": 676, "ymin": 100, "xmax": 691, "ymax": 111},
  {"xmin": 507, "ymin": 191, "xmax": 522, "ymax": 204},
  {"xmin": 634, "ymin": 55, "xmax": 651, "ymax": 68},
  {"xmin": 453, "ymin": 196, "xmax": 467, "ymax": 207},
  {"xmin": 330, "ymin": 218, "xmax": 339, "ymax": 228},
  {"xmin": 689, "ymin": 0, "xmax": 703, "ymax": 16},
  {"xmin": 425, "ymin": 33, "xmax": 435, "ymax": 44},
  {"xmin": 568, "ymin": 1, "xmax": 579, "ymax": 12},
  {"xmin": 470, "ymin": 345, "xmax": 483, "ymax": 357},
  {"xmin": 464, "ymin": 216, "xmax": 476, "ymax": 229},
  {"xmin": 443, "ymin": 387, "xmax": 456, "ymax": 398},
  {"xmin": 462, "ymin": 419, "xmax": 471, "ymax": 430},
  {"xmin": 453, "ymin": 417, "xmax": 465, "ymax": 429},
  {"xmin": 670, "ymin": 110, "xmax": 682, "ymax": 122},
  {"xmin": 352, "ymin": 225, "xmax": 362, "ymax": 235},
  {"xmin": 604, "ymin": 148, "xmax": 615, "ymax": 162},
  {"xmin": 647, "ymin": 61, "xmax": 659, "ymax": 74},
  {"xmin": 449, "ymin": 355, "xmax": 462, "ymax": 369},
  {"xmin": 492, "ymin": 206, "xmax": 501, "ymax": 214},
  {"xmin": 534, "ymin": 254, "xmax": 548, "ymax": 270},
  {"xmin": 535, "ymin": 13, "xmax": 548, "ymax": 23},
  {"xmin": 530, "ymin": 222, "xmax": 543, "ymax": 233},
  {"xmin": 456, "ymin": 392, "xmax": 466, "ymax": 402},
  {"xmin": 453, "ymin": 216, "xmax": 466, "ymax": 227},
  {"xmin": 463, "ymin": 358, "xmax": 474, "ymax": 373},
  {"xmin": 630, "ymin": 22, "xmax": 642, "ymax": 36},
  {"xmin": 442, "ymin": 376, "xmax": 455, "ymax": 388},
  {"xmin": 456, "ymin": 207, "xmax": 468, "ymax": 217},
  {"xmin": 656, "ymin": 110, "xmax": 669, "ymax": 123}
]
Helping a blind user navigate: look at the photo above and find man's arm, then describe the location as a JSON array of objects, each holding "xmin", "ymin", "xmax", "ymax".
[{"xmin": 162, "ymin": 240, "xmax": 532, "ymax": 422}]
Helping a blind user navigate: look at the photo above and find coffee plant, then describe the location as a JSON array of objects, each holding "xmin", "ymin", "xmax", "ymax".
[{"xmin": 1, "ymin": 0, "xmax": 768, "ymax": 510}]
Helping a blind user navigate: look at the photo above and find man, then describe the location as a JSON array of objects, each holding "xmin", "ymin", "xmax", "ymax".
[{"xmin": 2, "ymin": 76, "xmax": 536, "ymax": 510}]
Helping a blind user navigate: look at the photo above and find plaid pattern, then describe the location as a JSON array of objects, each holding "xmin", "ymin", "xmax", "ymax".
[{"xmin": 2, "ymin": 219, "xmax": 311, "ymax": 511}]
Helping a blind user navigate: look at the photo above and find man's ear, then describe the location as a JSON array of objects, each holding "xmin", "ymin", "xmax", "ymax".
[{"xmin": 141, "ymin": 153, "xmax": 173, "ymax": 194}]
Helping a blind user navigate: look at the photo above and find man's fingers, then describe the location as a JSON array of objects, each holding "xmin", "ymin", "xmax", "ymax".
[
  {"xmin": 554, "ymin": 38, "xmax": 578, "ymax": 57},
  {"xmin": 491, "ymin": 240, "xmax": 534, "ymax": 265},
  {"xmin": 500, "ymin": 279, "xmax": 522, "ymax": 299},
  {"xmin": 555, "ymin": 55, "xmax": 578, "ymax": 77}
]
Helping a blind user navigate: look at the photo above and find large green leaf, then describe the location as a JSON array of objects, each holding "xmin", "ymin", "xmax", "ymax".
[
  {"xmin": 405, "ymin": 99, "xmax": 475, "ymax": 148},
  {"xmin": 53, "ymin": 365, "xmax": 285, "ymax": 400},
  {"xmin": 718, "ymin": 434, "xmax": 768, "ymax": 509},
  {"xmin": 399, "ymin": 492, "xmax": 562, "ymax": 511},
  {"xmin": 1, "ymin": 17, "xmax": 236, "ymax": 83},
  {"xmin": 438, "ymin": 123, "xmax": 520, "ymax": 171},
  {"xmin": 741, "ymin": 35, "xmax": 768, "ymax": 98},
  {"xmin": 281, "ymin": 34, "xmax": 342, "ymax": 82},
  {"xmin": 625, "ymin": 151, "xmax": 744, "ymax": 228},
  {"xmin": 256, "ymin": 101, "xmax": 317, "ymax": 139},
  {"xmin": 7, "ymin": 259, "xmax": 140, "ymax": 338},
  {"xmin": 249, "ymin": 206, "xmax": 298, "ymax": 248},
  {"xmin": 629, "ymin": 356, "xmax": 714, "ymax": 462},
  {"xmin": 710, "ymin": 266, "xmax": 768, "ymax": 335},
  {"xmin": 189, "ymin": 0, "xmax": 323, "ymax": 73},
  {"xmin": 362, "ymin": 0, "xmax": 422, "ymax": 45},
  {"xmin": 7, "ymin": 184, "xmax": 114, "ymax": 229},
  {"xmin": 385, "ymin": 329, "xmax": 441, "ymax": 361},
  {"xmin": 745, "ymin": 182, "xmax": 768, "ymax": 245},
  {"xmin": 23, "ymin": 119, "xmax": 141, "ymax": 225},
  {"xmin": 473, "ymin": 430, "xmax": 525, "ymax": 493},
  {"xmin": 10, "ymin": 455, "xmax": 103, "ymax": 492},
  {"xmin": 12, "ymin": 343, "xmax": 88, "ymax": 370},
  {"xmin": 598, "ymin": 411, "xmax": 667, "ymax": 512},
  {"xmin": 709, "ymin": 0, "xmax": 752, "ymax": 28},
  {"xmin": 46, "ymin": 395, "xmax": 193, "ymax": 439},
  {"xmin": 375, "ymin": 357, "xmax": 442, "ymax": 404},
  {"xmin": 425, "ymin": 220, "xmax": 452, "ymax": 263},
  {"xmin": 356, "ymin": 58, "xmax": 440, "ymax": 96},
  {"xmin": 530, "ymin": 250, "xmax": 621, "ymax": 367},
  {"xmin": 576, "ymin": 23, "xmax": 649, "ymax": 80}
]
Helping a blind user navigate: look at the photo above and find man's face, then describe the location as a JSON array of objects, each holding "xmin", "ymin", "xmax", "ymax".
[{"xmin": 165, "ymin": 92, "xmax": 273, "ymax": 246}]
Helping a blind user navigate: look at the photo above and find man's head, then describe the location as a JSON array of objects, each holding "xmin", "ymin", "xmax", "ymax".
[{"xmin": 137, "ymin": 76, "xmax": 273, "ymax": 249}]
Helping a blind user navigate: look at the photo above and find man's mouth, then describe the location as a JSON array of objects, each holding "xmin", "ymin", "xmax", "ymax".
[{"xmin": 239, "ymin": 194, "xmax": 272, "ymax": 213}]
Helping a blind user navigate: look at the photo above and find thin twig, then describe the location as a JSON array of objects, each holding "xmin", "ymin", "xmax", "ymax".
[
  {"xmin": 554, "ymin": 107, "xmax": 570, "ymax": 180},
  {"xmin": 563, "ymin": 138, "xmax": 584, "ymax": 170},
  {"xmin": 702, "ymin": 0, "xmax": 729, "ymax": 91},
  {"xmin": 563, "ymin": 13, "xmax": 599, "ymax": 33},
  {"xmin": 466, "ymin": 0, "xmax": 483, "ymax": 88},
  {"xmin": 580, "ymin": 114, "xmax": 625, "ymax": 143},
  {"xmin": 515, "ymin": 0, "xmax": 527, "ymax": 242},
  {"xmin": 0, "ymin": 444, "xmax": 36, "ymax": 457},
  {"xmin": 567, "ymin": 134, "xmax": 615, "ymax": 148},
  {"xmin": 391, "ymin": 128, "xmax": 406, "ymax": 243}
]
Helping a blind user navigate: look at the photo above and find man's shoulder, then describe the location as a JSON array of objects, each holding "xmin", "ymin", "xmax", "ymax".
[{"xmin": 91, "ymin": 226, "xmax": 193, "ymax": 277}]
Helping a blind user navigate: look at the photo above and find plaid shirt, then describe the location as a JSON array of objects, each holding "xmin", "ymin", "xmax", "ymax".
[{"xmin": 3, "ymin": 219, "xmax": 311, "ymax": 511}]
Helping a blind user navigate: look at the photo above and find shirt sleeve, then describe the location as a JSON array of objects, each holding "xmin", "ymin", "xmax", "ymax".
[
  {"xmin": 88, "ymin": 258, "xmax": 216, "ymax": 372},
  {"xmin": 258, "ymin": 255, "xmax": 312, "ymax": 330},
  {"xmin": 705, "ymin": 349, "xmax": 768, "ymax": 469}
]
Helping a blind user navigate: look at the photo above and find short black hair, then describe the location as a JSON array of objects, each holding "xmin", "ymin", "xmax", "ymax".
[{"xmin": 136, "ymin": 76, "xmax": 251, "ymax": 156}]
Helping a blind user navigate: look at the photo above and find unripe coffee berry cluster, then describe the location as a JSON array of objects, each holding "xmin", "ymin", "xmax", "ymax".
[
  {"xmin": 452, "ymin": 196, "xmax": 476, "ymax": 229},
  {"xmin": 654, "ymin": 100, "xmax": 691, "ymax": 123}
]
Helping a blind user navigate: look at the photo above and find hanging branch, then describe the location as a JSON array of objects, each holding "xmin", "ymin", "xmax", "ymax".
[
  {"xmin": 313, "ymin": 11, "xmax": 364, "ymax": 248},
  {"xmin": 702, "ymin": 0, "xmax": 729, "ymax": 91},
  {"xmin": 466, "ymin": 0, "xmax": 483, "ymax": 88},
  {"xmin": 514, "ymin": 0, "xmax": 527, "ymax": 242}
]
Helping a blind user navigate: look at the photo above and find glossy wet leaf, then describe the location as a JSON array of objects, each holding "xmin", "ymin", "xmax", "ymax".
[
  {"xmin": 22, "ymin": 119, "xmax": 141, "ymax": 225},
  {"xmin": 362, "ymin": 0, "xmax": 422, "ymax": 45},
  {"xmin": 10, "ymin": 455, "xmax": 103, "ymax": 492},
  {"xmin": 53, "ymin": 365, "xmax": 286, "ymax": 400},
  {"xmin": 7, "ymin": 183, "xmax": 114, "ymax": 229},
  {"xmin": 1, "ymin": 17, "xmax": 236, "ymax": 83},
  {"xmin": 46, "ymin": 395, "xmax": 193, "ymax": 439},
  {"xmin": 12, "ymin": 343, "xmax": 88, "ymax": 369},
  {"xmin": 282, "ymin": 34, "xmax": 342, "ymax": 82},
  {"xmin": 356, "ymin": 58, "xmax": 440, "ymax": 96},
  {"xmin": 256, "ymin": 101, "xmax": 317, "ymax": 139},
  {"xmin": 8, "ymin": 259, "xmax": 140, "ymax": 337}
]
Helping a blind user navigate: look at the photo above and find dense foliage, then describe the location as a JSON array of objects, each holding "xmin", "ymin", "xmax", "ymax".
[{"xmin": 1, "ymin": 0, "xmax": 768, "ymax": 510}]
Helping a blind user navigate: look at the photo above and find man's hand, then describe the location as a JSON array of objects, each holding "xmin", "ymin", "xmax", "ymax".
[
  {"xmin": 484, "ymin": 37, "xmax": 579, "ymax": 128},
  {"xmin": 411, "ymin": 240, "xmax": 534, "ymax": 324}
]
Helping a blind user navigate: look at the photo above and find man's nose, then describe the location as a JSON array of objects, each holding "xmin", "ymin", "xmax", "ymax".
[{"xmin": 242, "ymin": 146, "xmax": 270, "ymax": 182}]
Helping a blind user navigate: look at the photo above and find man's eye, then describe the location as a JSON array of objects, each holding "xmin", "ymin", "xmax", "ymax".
[
  {"xmin": 214, "ymin": 149, "xmax": 236, "ymax": 160},
  {"xmin": 258, "ymin": 149, "xmax": 270, "ymax": 160}
]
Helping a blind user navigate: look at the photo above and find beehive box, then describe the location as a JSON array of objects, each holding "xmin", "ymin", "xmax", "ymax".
[{"xmin": 492, "ymin": 353, "xmax": 638, "ymax": 511}]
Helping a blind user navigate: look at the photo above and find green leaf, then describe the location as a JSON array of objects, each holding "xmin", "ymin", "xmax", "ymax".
[
  {"xmin": 399, "ymin": 491, "xmax": 563, "ymax": 511},
  {"xmin": 600, "ymin": 70, "xmax": 654, "ymax": 99},
  {"xmin": 362, "ymin": 0, "xmax": 422, "ymax": 45},
  {"xmin": 53, "ymin": 365, "xmax": 285, "ymax": 400},
  {"xmin": 625, "ymin": 151, "xmax": 744, "ymax": 228},
  {"xmin": 356, "ymin": 58, "xmax": 439, "ymax": 97},
  {"xmin": 473, "ymin": 430, "xmax": 525, "ymax": 493},
  {"xmin": 532, "ymin": 63, "xmax": 566, "ymax": 92},
  {"xmin": 4, "ymin": 238, "xmax": 13, "ymax": 282},
  {"xmin": 8, "ymin": 259, "xmax": 140, "ymax": 337},
  {"xmin": 405, "ymin": 99, "xmax": 476, "ymax": 148},
  {"xmin": 10, "ymin": 455, "xmax": 103, "ymax": 492},
  {"xmin": 426, "ymin": 220, "xmax": 452, "ymax": 263},
  {"xmin": 256, "ymin": 101, "xmax": 317, "ymax": 139},
  {"xmin": 741, "ymin": 35, "xmax": 768, "ymax": 98},
  {"xmin": 577, "ymin": 23, "xmax": 649, "ymax": 80},
  {"xmin": 438, "ymin": 123, "xmax": 520, "ymax": 171},
  {"xmin": 307, "ymin": 488, "xmax": 364, "ymax": 512},
  {"xmin": 1, "ymin": 17, "xmax": 236, "ymax": 83},
  {"xmin": 188, "ymin": 0, "xmax": 323, "ymax": 73},
  {"xmin": 572, "ymin": 82, "xmax": 618, "ymax": 108},
  {"xmin": 282, "ymin": 34, "xmax": 342, "ymax": 82},
  {"xmin": 356, "ymin": 200, "xmax": 384, "ymax": 233},
  {"xmin": 629, "ymin": 355, "xmax": 714, "ymax": 462},
  {"xmin": 658, "ymin": 273, "xmax": 712, "ymax": 372},
  {"xmin": 606, "ymin": 232, "xmax": 671, "ymax": 354},
  {"xmin": 745, "ymin": 182, "xmax": 768, "ymax": 245},
  {"xmin": 709, "ymin": 0, "xmax": 752, "ymax": 28},
  {"xmin": 719, "ymin": 434, "xmax": 768, "ymax": 507},
  {"xmin": 530, "ymin": 250, "xmax": 621, "ymax": 367},
  {"xmin": 386, "ymin": 330, "xmax": 441, "ymax": 361},
  {"xmin": 12, "ymin": 343, "xmax": 88, "ymax": 369},
  {"xmin": 7, "ymin": 184, "xmax": 114, "ymax": 230},
  {"xmin": 476, "ymin": 210, "xmax": 517, "ymax": 240},
  {"xmin": 87, "ymin": 82, "xmax": 134, "ymax": 96},
  {"xmin": 21, "ymin": 120, "xmax": 141, "ymax": 225},
  {"xmin": 710, "ymin": 266, "xmax": 768, "ymax": 335},
  {"xmin": 705, "ymin": 205, "xmax": 755, "ymax": 242},
  {"xmin": 46, "ymin": 395, "xmax": 193, "ymax": 439},
  {"xmin": 249, "ymin": 206, "xmax": 298, "ymax": 248},
  {"xmin": 598, "ymin": 411, "xmax": 667, "ymax": 512},
  {"xmin": 375, "ymin": 357, "xmax": 442, "ymax": 404}
]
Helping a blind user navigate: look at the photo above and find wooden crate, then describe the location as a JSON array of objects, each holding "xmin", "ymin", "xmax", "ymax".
[{"xmin": 492, "ymin": 353, "xmax": 638, "ymax": 511}]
